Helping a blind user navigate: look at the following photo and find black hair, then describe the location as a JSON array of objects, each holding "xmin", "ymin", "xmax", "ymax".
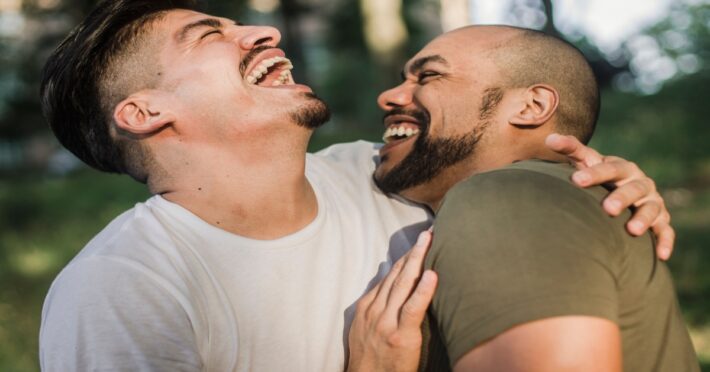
[{"xmin": 40, "ymin": 0, "xmax": 201, "ymax": 180}]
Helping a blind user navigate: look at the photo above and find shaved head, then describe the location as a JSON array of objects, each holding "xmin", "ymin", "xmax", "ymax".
[{"xmin": 475, "ymin": 25, "xmax": 599, "ymax": 143}]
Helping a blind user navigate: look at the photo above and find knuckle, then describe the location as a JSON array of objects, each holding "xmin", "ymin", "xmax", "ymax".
[
  {"xmin": 401, "ymin": 301, "xmax": 419, "ymax": 318},
  {"xmin": 355, "ymin": 298, "xmax": 370, "ymax": 313},
  {"xmin": 635, "ymin": 209, "xmax": 654, "ymax": 224},
  {"xmin": 375, "ymin": 321, "xmax": 392, "ymax": 336},
  {"xmin": 363, "ymin": 305, "xmax": 377, "ymax": 322},
  {"xmin": 392, "ymin": 277, "xmax": 412, "ymax": 291},
  {"xmin": 630, "ymin": 180, "xmax": 648, "ymax": 196},
  {"xmin": 658, "ymin": 211, "xmax": 671, "ymax": 225},
  {"xmin": 604, "ymin": 163, "xmax": 619, "ymax": 179},
  {"xmin": 386, "ymin": 333, "xmax": 403, "ymax": 347},
  {"xmin": 584, "ymin": 167, "xmax": 601, "ymax": 180},
  {"xmin": 627, "ymin": 161, "xmax": 641, "ymax": 174},
  {"xmin": 391, "ymin": 259, "xmax": 405, "ymax": 272},
  {"xmin": 646, "ymin": 177, "xmax": 657, "ymax": 192}
]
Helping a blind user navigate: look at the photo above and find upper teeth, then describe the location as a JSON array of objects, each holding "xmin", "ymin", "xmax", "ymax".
[
  {"xmin": 246, "ymin": 56, "xmax": 294, "ymax": 85},
  {"xmin": 383, "ymin": 126, "xmax": 420, "ymax": 143}
]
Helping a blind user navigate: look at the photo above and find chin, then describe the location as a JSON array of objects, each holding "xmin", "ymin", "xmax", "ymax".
[{"xmin": 290, "ymin": 93, "xmax": 331, "ymax": 129}]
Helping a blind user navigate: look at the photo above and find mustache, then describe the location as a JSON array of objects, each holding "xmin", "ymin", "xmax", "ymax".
[
  {"xmin": 239, "ymin": 45, "xmax": 275, "ymax": 76},
  {"xmin": 383, "ymin": 107, "xmax": 430, "ymax": 128}
]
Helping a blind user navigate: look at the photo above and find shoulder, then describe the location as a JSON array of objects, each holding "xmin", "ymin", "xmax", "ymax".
[
  {"xmin": 446, "ymin": 161, "xmax": 592, "ymax": 204},
  {"xmin": 43, "ymin": 196, "xmax": 203, "ymax": 321},
  {"xmin": 431, "ymin": 160, "xmax": 623, "ymax": 276},
  {"xmin": 438, "ymin": 160, "xmax": 609, "ymax": 228},
  {"xmin": 74, "ymin": 196, "xmax": 198, "ymax": 269},
  {"xmin": 310, "ymin": 140, "xmax": 381, "ymax": 174},
  {"xmin": 39, "ymin": 197, "xmax": 210, "ymax": 370}
]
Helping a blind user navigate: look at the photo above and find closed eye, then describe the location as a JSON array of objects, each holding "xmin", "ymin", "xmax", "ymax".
[
  {"xmin": 418, "ymin": 71, "xmax": 440, "ymax": 83},
  {"xmin": 201, "ymin": 30, "xmax": 222, "ymax": 39}
]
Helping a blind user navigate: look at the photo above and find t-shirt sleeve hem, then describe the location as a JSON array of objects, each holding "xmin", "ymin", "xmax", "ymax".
[{"xmin": 446, "ymin": 294, "xmax": 619, "ymax": 366}]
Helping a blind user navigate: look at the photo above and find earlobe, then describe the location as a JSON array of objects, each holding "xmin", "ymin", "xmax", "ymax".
[
  {"xmin": 114, "ymin": 94, "xmax": 175, "ymax": 135},
  {"xmin": 508, "ymin": 84, "xmax": 559, "ymax": 128}
]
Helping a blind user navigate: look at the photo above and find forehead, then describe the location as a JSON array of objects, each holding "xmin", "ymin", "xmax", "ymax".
[
  {"xmin": 154, "ymin": 9, "xmax": 225, "ymax": 40},
  {"xmin": 407, "ymin": 27, "xmax": 513, "ymax": 69},
  {"xmin": 408, "ymin": 31, "xmax": 484, "ymax": 70}
]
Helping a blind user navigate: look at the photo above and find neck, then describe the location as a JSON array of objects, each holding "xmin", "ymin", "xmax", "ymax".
[
  {"xmin": 150, "ymin": 129, "xmax": 317, "ymax": 240},
  {"xmin": 409, "ymin": 138, "xmax": 568, "ymax": 212}
]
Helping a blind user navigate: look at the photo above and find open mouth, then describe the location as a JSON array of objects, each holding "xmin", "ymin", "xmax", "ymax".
[
  {"xmin": 382, "ymin": 115, "xmax": 423, "ymax": 144},
  {"xmin": 383, "ymin": 124, "xmax": 420, "ymax": 143},
  {"xmin": 244, "ymin": 51, "xmax": 295, "ymax": 87}
]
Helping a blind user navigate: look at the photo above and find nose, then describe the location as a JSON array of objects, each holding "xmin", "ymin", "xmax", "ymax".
[
  {"xmin": 238, "ymin": 25, "xmax": 281, "ymax": 50},
  {"xmin": 377, "ymin": 83, "xmax": 413, "ymax": 111}
]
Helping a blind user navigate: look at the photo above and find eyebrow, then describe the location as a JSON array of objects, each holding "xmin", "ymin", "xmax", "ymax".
[
  {"xmin": 401, "ymin": 55, "xmax": 449, "ymax": 80},
  {"xmin": 176, "ymin": 18, "xmax": 224, "ymax": 43}
]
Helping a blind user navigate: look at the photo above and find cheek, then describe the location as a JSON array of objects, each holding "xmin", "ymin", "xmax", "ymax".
[{"xmin": 438, "ymin": 99, "xmax": 482, "ymax": 136}]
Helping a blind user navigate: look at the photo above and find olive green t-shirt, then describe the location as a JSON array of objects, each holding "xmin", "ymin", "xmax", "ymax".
[{"xmin": 420, "ymin": 160, "xmax": 699, "ymax": 371}]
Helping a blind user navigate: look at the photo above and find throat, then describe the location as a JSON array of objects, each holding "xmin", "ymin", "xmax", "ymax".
[{"xmin": 163, "ymin": 175, "xmax": 319, "ymax": 240}]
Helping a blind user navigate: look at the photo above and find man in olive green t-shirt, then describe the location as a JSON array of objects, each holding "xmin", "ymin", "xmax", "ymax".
[
  {"xmin": 421, "ymin": 160, "xmax": 698, "ymax": 371},
  {"xmin": 368, "ymin": 25, "xmax": 700, "ymax": 371}
]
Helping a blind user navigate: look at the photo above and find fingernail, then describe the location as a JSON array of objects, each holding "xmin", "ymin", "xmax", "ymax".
[
  {"xmin": 629, "ymin": 220, "xmax": 644, "ymax": 233},
  {"xmin": 573, "ymin": 172, "xmax": 590, "ymax": 185},
  {"xmin": 416, "ymin": 231, "xmax": 429, "ymax": 245},
  {"xmin": 661, "ymin": 247, "xmax": 671, "ymax": 260},
  {"xmin": 604, "ymin": 199, "xmax": 622, "ymax": 213},
  {"xmin": 421, "ymin": 270, "xmax": 435, "ymax": 284}
]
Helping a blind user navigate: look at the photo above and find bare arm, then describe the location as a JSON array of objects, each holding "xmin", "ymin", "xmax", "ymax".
[{"xmin": 454, "ymin": 316, "xmax": 622, "ymax": 372}]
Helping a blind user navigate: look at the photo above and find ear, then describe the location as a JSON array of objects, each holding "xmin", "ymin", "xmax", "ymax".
[
  {"xmin": 508, "ymin": 84, "xmax": 559, "ymax": 128},
  {"xmin": 114, "ymin": 91, "xmax": 176, "ymax": 135}
]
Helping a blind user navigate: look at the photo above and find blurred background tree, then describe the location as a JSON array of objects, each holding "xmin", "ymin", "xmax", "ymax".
[{"xmin": 0, "ymin": 0, "xmax": 708, "ymax": 370}]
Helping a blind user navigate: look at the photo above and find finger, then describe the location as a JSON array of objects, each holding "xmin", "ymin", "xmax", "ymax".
[
  {"xmin": 399, "ymin": 270, "xmax": 438, "ymax": 329},
  {"xmin": 602, "ymin": 179, "xmax": 653, "ymax": 216},
  {"xmin": 384, "ymin": 231, "xmax": 432, "ymax": 316},
  {"xmin": 369, "ymin": 251, "xmax": 409, "ymax": 312},
  {"xmin": 625, "ymin": 201, "xmax": 662, "ymax": 236},
  {"xmin": 545, "ymin": 133, "xmax": 603, "ymax": 168},
  {"xmin": 572, "ymin": 159, "xmax": 641, "ymax": 188},
  {"xmin": 652, "ymin": 222, "xmax": 675, "ymax": 261}
]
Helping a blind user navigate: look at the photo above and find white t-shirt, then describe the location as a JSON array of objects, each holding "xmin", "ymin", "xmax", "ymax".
[{"xmin": 39, "ymin": 141, "xmax": 431, "ymax": 372}]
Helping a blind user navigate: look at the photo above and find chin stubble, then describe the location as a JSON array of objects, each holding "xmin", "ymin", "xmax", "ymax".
[{"xmin": 290, "ymin": 92, "xmax": 331, "ymax": 129}]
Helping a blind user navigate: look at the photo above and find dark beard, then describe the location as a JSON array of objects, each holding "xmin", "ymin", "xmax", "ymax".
[
  {"xmin": 290, "ymin": 92, "xmax": 331, "ymax": 129},
  {"xmin": 374, "ymin": 124, "xmax": 483, "ymax": 195},
  {"xmin": 374, "ymin": 87, "xmax": 503, "ymax": 195}
]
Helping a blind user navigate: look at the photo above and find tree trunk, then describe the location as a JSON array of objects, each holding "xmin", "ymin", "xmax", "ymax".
[
  {"xmin": 541, "ymin": 0, "xmax": 562, "ymax": 38},
  {"xmin": 359, "ymin": 0, "xmax": 408, "ymax": 64},
  {"xmin": 440, "ymin": 0, "xmax": 470, "ymax": 32}
]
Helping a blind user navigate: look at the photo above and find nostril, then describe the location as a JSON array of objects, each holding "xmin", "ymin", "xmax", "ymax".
[{"xmin": 253, "ymin": 36, "xmax": 273, "ymax": 47}]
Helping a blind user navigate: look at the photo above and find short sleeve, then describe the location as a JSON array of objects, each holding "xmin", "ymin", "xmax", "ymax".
[
  {"xmin": 426, "ymin": 168, "xmax": 622, "ymax": 365},
  {"xmin": 39, "ymin": 257, "xmax": 202, "ymax": 372}
]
